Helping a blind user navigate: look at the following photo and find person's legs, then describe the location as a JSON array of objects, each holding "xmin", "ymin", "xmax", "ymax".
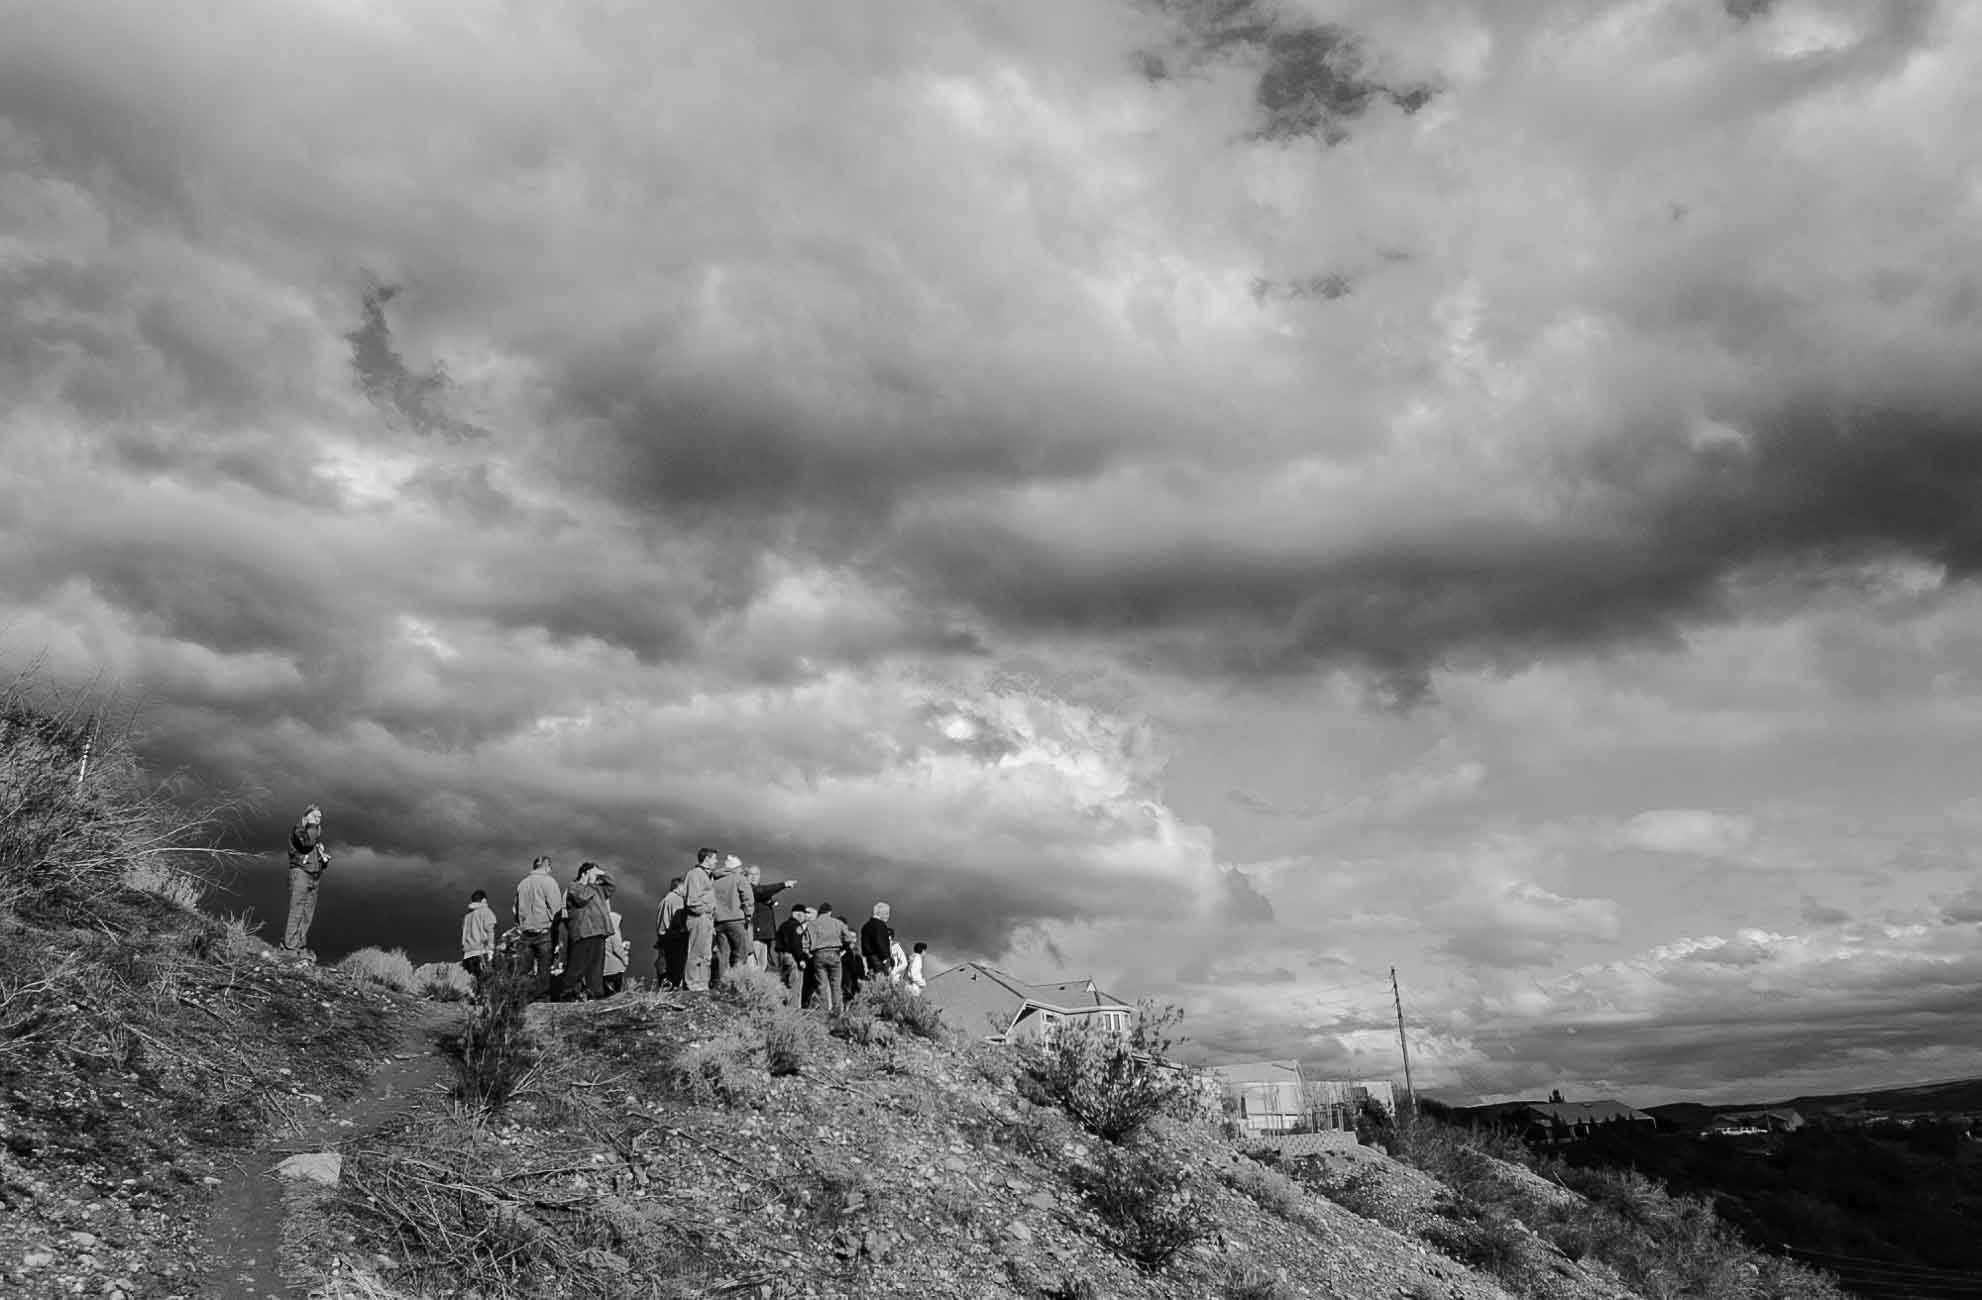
[
  {"xmin": 752, "ymin": 938, "xmax": 770, "ymax": 970},
  {"xmin": 519, "ymin": 932, "xmax": 554, "ymax": 998},
  {"xmin": 814, "ymin": 952, "xmax": 843, "ymax": 1014},
  {"xmin": 778, "ymin": 951, "xmax": 802, "ymax": 1001},
  {"xmin": 282, "ymin": 866, "xmax": 320, "ymax": 953},
  {"xmin": 710, "ymin": 920, "xmax": 745, "ymax": 986},
  {"xmin": 685, "ymin": 915, "xmax": 714, "ymax": 992},
  {"xmin": 568, "ymin": 936, "xmax": 606, "ymax": 999}
]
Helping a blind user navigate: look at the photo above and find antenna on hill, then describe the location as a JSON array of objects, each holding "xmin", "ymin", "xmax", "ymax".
[{"xmin": 1391, "ymin": 966, "xmax": 1418, "ymax": 1117}]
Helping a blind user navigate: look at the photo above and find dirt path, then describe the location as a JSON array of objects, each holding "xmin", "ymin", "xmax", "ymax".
[{"xmin": 195, "ymin": 1001, "xmax": 465, "ymax": 1299}]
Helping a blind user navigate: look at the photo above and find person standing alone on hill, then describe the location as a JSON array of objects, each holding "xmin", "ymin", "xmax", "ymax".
[
  {"xmin": 513, "ymin": 857, "xmax": 563, "ymax": 999},
  {"xmin": 281, "ymin": 804, "xmax": 331, "ymax": 960}
]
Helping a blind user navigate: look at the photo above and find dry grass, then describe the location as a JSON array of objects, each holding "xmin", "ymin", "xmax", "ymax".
[
  {"xmin": 337, "ymin": 1117, "xmax": 717, "ymax": 1299},
  {"xmin": 850, "ymin": 976, "xmax": 949, "ymax": 1042},
  {"xmin": 1221, "ymin": 1154, "xmax": 1314, "ymax": 1224},
  {"xmin": 411, "ymin": 961, "xmax": 473, "ymax": 1001},
  {"xmin": 713, "ymin": 963, "xmax": 788, "ymax": 1018},
  {"xmin": 669, "ymin": 1030, "xmax": 765, "ymax": 1107},
  {"xmin": 339, "ymin": 947, "xmax": 418, "ymax": 992}
]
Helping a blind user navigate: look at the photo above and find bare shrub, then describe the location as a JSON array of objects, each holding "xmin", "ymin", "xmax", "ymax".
[
  {"xmin": 338, "ymin": 946, "xmax": 417, "ymax": 992},
  {"xmin": 445, "ymin": 963, "xmax": 537, "ymax": 1110},
  {"xmin": 670, "ymin": 1031, "xmax": 764, "ymax": 1107},
  {"xmin": 1079, "ymin": 1137, "xmax": 1209, "ymax": 1268},
  {"xmin": 1014, "ymin": 1001, "xmax": 1192, "ymax": 1143}
]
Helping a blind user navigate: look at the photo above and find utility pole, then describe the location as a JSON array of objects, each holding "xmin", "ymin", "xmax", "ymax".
[{"xmin": 1391, "ymin": 966, "xmax": 1418, "ymax": 1117}]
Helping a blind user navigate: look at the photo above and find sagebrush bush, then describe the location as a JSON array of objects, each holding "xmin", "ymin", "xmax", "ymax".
[
  {"xmin": 762, "ymin": 1006, "xmax": 821, "ymax": 1076},
  {"xmin": 1222, "ymin": 1155, "xmax": 1311, "ymax": 1223},
  {"xmin": 715, "ymin": 964, "xmax": 789, "ymax": 1018},
  {"xmin": 338, "ymin": 946, "xmax": 417, "ymax": 992},
  {"xmin": 1303, "ymin": 1162, "xmax": 1388, "ymax": 1221},
  {"xmin": 1421, "ymin": 1195, "xmax": 1532, "ymax": 1284},
  {"xmin": 1080, "ymin": 1137, "xmax": 1209, "ymax": 1268},
  {"xmin": 830, "ymin": 1004, "xmax": 898, "ymax": 1048},
  {"xmin": 670, "ymin": 1032, "xmax": 764, "ymax": 1107},
  {"xmin": 850, "ymin": 978, "xmax": 948, "ymax": 1042},
  {"xmin": 1015, "ymin": 1001, "xmax": 1192, "ymax": 1143}
]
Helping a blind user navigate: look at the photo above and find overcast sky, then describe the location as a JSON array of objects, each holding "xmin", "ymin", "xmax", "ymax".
[{"xmin": 6, "ymin": 0, "xmax": 1982, "ymax": 1106}]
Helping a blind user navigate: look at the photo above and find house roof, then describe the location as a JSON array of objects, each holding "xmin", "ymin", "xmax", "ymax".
[
  {"xmin": 1207, "ymin": 1059, "xmax": 1305, "ymax": 1087},
  {"xmin": 922, "ymin": 962, "xmax": 1132, "ymax": 1035},
  {"xmin": 1521, "ymin": 1100, "xmax": 1654, "ymax": 1125}
]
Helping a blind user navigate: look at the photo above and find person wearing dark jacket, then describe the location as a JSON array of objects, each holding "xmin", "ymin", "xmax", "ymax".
[
  {"xmin": 281, "ymin": 804, "xmax": 331, "ymax": 959},
  {"xmin": 558, "ymin": 862, "xmax": 614, "ymax": 1001},
  {"xmin": 860, "ymin": 902, "xmax": 896, "ymax": 981},
  {"xmin": 774, "ymin": 905, "xmax": 812, "ymax": 1003},
  {"xmin": 747, "ymin": 864, "xmax": 798, "ymax": 968}
]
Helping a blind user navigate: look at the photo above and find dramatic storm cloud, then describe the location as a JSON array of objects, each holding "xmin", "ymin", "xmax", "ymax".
[{"xmin": 6, "ymin": 0, "xmax": 1982, "ymax": 1103}]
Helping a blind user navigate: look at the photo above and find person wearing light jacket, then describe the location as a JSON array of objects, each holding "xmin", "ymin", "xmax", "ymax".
[
  {"xmin": 681, "ymin": 849, "xmax": 719, "ymax": 993},
  {"xmin": 906, "ymin": 941, "xmax": 928, "ymax": 996},
  {"xmin": 602, "ymin": 909, "xmax": 629, "ymax": 997},
  {"xmin": 804, "ymin": 903, "xmax": 854, "ymax": 1015},
  {"xmin": 460, "ymin": 890, "xmax": 496, "ymax": 984},
  {"xmin": 513, "ymin": 857, "xmax": 563, "ymax": 998},
  {"xmin": 558, "ymin": 862, "xmax": 614, "ymax": 1001},
  {"xmin": 710, "ymin": 853, "xmax": 754, "ymax": 988}
]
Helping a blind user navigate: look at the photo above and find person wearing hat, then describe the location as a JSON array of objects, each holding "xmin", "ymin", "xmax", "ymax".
[
  {"xmin": 558, "ymin": 861, "xmax": 615, "ymax": 1001},
  {"xmin": 281, "ymin": 804, "xmax": 331, "ymax": 960}
]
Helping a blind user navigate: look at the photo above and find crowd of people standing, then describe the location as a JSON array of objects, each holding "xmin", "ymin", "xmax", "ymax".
[
  {"xmin": 467, "ymin": 847, "xmax": 929, "ymax": 1007},
  {"xmin": 272, "ymin": 807, "xmax": 929, "ymax": 1006}
]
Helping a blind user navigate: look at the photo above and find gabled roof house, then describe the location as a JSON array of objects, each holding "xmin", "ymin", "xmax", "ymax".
[{"xmin": 922, "ymin": 962, "xmax": 1133, "ymax": 1044}]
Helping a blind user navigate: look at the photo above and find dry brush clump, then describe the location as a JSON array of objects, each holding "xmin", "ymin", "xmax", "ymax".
[
  {"xmin": 1078, "ymin": 1135, "xmax": 1211, "ymax": 1268},
  {"xmin": 1013, "ymin": 1001, "xmax": 1196, "ymax": 1144},
  {"xmin": 445, "ymin": 963, "xmax": 539, "ymax": 1110},
  {"xmin": 339, "ymin": 946, "xmax": 418, "ymax": 992},
  {"xmin": 850, "ymin": 977, "xmax": 950, "ymax": 1042}
]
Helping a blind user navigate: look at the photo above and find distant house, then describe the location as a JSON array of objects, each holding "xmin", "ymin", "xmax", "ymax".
[
  {"xmin": 1209, "ymin": 1060, "xmax": 1308, "ymax": 1135},
  {"xmin": 1205, "ymin": 1062, "xmax": 1397, "ymax": 1136},
  {"xmin": 1472, "ymin": 1097, "xmax": 1657, "ymax": 1144},
  {"xmin": 921, "ymin": 962, "xmax": 1133, "ymax": 1044},
  {"xmin": 1708, "ymin": 1108, "xmax": 1804, "ymax": 1136}
]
